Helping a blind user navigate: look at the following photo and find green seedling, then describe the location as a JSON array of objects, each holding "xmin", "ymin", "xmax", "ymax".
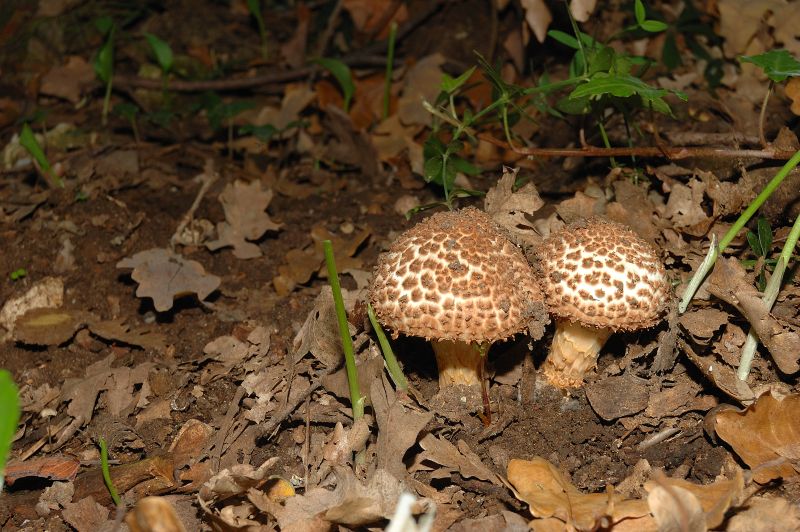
[
  {"xmin": 739, "ymin": 50, "xmax": 800, "ymax": 147},
  {"xmin": 9, "ymin": 268, "xmax": 26, "ymax": 281},
  {"xmin": 19, "ymin": 123, "xmax": 63, "ymax": 188},
  {"xmin": 660, "ymin": 1, "xmax": 724, "ymax": 87},
  {"xmin": 382, "ymin": 22, "xmax": 398, "ymax": 120},
  {"xmin": 205, "ymin": 96, "xmax": 256, "ymax": 157},
  {"xmin": 679, "ymin": 149, "xmax": 800, "ymax": 313},
  {"xmin": 745, "ymin": 217, "xmax": 774, "ymax": 291},
  {"xmin": 367, "ymin": 303, "xmax": 408, "ymax": 391},
  {"xmin": 98, "ymin": 437, "xmax": 121, "ymax": 506},
  {"xmin": 247, "ymin": 0, "xmax": 269, "ymax": 60},
  {"xmin": 314, "ymin": 58, "xmax": 355, "ymax": 112},
  {"xmin": 737, "ymin": 210, "xmax": 800, "ymax": 380},
  {"xmin": 322, "ymin": 240, "xmax": 364, "ymax": 421},
  {"xmin": 93, "ymin": 17, "xmax": 116, "ymax": 126},
  {"xmin": 144, "ymin": 32, "xmax": 174, "ymax": 101},
  {"xmin": 0, "ymin": 370, "xmax": 20, "ymax": 492},
  {"xmin": 113, "ymin": 103, "xmax": 141, "ymax": 144}
]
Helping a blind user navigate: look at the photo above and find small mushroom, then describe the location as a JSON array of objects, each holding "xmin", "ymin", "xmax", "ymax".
[
  {"xmin": 537, "ymin": 218, "xmax": 670, "ymax": 388},
  {"xmin": 369, "ymin": 207, "xmax": 546, "ymax": 390}
]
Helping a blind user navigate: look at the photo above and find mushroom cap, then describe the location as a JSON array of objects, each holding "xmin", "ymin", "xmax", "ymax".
[
  {"xmin": 369, "ymin": 207, "xmax": 545, "ymax": 344},
  {"xmin": 538, "ymin": 218, "xmax": 669, "ymax": 331}
]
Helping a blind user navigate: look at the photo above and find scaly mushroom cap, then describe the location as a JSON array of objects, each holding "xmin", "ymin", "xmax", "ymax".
[
  {"xmin": 538, "ymin": 218, "xmax": 669, "ymax": 331},
  {"xmin": 370, "ymin": 207, "xmax": 545, "ymax": 344}
]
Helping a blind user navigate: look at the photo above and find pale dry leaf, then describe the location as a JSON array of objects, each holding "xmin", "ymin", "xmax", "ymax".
[
  {"xmin": 484, "ymin": 167, "xmax": 545, "ymax": 248},
  {"xmin": 35, "ymin": 481, "xmax": 74, "ymax": 517},
  {"xmin": 198, "ymin": 458, "xmax": 279, "ymax": 504},
  {"xmin": 718, "ymin": 0, "xmax": 783, "ymax": 57},
  {"xmin": 105, "ymin": 363, "xmax": 153, "ymax": 416},
  {"xmin": 252, "ymin": 84, "xmax": 316, "ymax": 130},
  {"xmin": 570, "ymin": 0, "xmax": 597, "ymax": 22},
  {"xmin": 206, "ymin": 180, "xmax": 281, "ymax": 259},
  {"xmin": 397, "ymin": 53, "xmax": 446, "ymax": 126},
  {"xmin": 342, "ymin": 0, "xmax": 408, "ymax": 34},
  {"xmin": 647, "ymin": 484, "xmax": 706, "ymax": 532},
  {"xmin": 664, "ymin": 179, "xmax": 711, "ymax": 234},
  {"xmin": 125, "ymin": 496, "xmax": 188, "ymax": 532},
  {"xmin": 727, "ymin": 495, "xmax": 800, "ymax": 531},
  {"xmin": 507, "ymin": 457, "xmax": 650, "ymax": 530},
  {"xmin": 12, "ymin": 308, "xmax": 92, "ymax": 346},
  {"xmin": 715, "ymin": 391, "xmax": 800, "ymax": 483},
  {"xmin": 39, "ymin": 56, "xmax": 95, "ymax": 104},
  {"xmin": 521, "ymin": 0, "xmax": 552, "ymax": 43},
  {"xmin": 117, "ymin": 248, "xmax": 221, "ymax": 312},
  {"xmin": 88, "ymin": 318, "xmax": 167, "ymax": 352},
  {"xmin": 168, "ymin": 419, "xmax": 215, "ymax": 468},
  {"xmin": 0, "ymin": 276, "xmax": 63, "ymax": 333},
  {"xmin": 62, "ymin": 496, "xmax": 112, "ymax": 532},
  {"xmin": 292, "ymin": 285, "xmax": 356, "ymax": 367},
  {"xmin": 417, "ymin": 433, "xmax": 502, "ymax": 485}
]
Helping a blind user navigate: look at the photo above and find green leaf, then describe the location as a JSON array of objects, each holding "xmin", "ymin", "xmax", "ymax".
[
  {"xmin": 113, "ymin": 102, "xmax": 139, "ymax": 121},
  {"xmin": 144, "ymin": 33, "xmax": 174, "ymax": 74},
  {"xmin": 570, "ymin": 73, "xmax": 665, "ymax": 100},
  {"xmin": 9, "ymin": 268, "xmax": 26, "ymax": 281},
  {"xmin": 548, "ymin": 30, "xmax": 580, "ymax": 49},
  {"xmin": 246, "ymin": 0, "xmax": 261, "ymax": 16},
  {"xmin": 207, "ymin": 100, "xmax": 255, "ymax": 130},
  {"xmin": 94, "ymin": 16, "xmax": 114, "ymax": 35},
  {"xmin": 746, "ymin": 230, "xmax": 762, "ymax": 257},
  {"xmin": 239, "ymin": 124, "xmax": 278, "ymax": 142},
  {"xmin": 314, "ymin": 58, "xmax": 355, "ymax": 112},
  {"xmin": 740, "ymin": 50, "xmax": 800, "ymax": 82},
  {"xmin": 640, "ymin": 19, "xmax": 668, "ymax": 32},
  {"xmin": 93, "ymin": 28, "xmax": 115, "ymax": 84},
  {"xmin": 662, "ymin": 32, "xmax": 682, "ymax": 70},
  {"xmin": 634, "ymin": 0, "xmax": 646, "ymax": 24},
  {"xmin": 19, "ymin": 124, "xmax": 56, "ymax": 179},
  {"xmin": 441, "ymin": 66, "xmax": 476, "ymax": 94},
  {"xmin": 757, "ymin": 217, "xmax": 772, "ymax": 255},
  {"xmin": 0, "ymin": 370, "xmax": 20, "ymax": 491}
]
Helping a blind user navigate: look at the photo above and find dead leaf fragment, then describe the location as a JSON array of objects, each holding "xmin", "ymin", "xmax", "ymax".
[
  {"xmin": 88, "ymin": 318, "xmax": 167, "ymax": 351},
  {"xmin": 727, "ymin": 495, "xmax": 800, "ymax": 531},
  {"xmin": 0, "ymin": 276, "xmax": 64, "ymax": 334},
  {"xmin": 647, "ymin": 484, "xmax": 706, "ymax": 532},
  {"xmin": 521, "ymin": 0, "xmax": 552, "ymax": 43},
  {"xmin": 508, "ymin": 457, "xmax": 650, "ymax": 530},
  {"xmin": 13, "ymin": 307, "xmax": 91, "ymax": 345},
  {"xmin": 715, "ymin": 391, "xmax": 800, "ymax": 483},
  {"xmin": 125, "ymin": 496, "xmax": 188, "ymax": 532},
  {"xmin": 117, "ymin": 248, "xmax": 221, "ymax": 312},
  {"xmin": 62, "ymin": 496, "xmax": 112, "ymax": 532},
  {"xmin": 39, "ymin": 55, "xmax": 95, "ymax": 103},
  {"xmin": 484, "ymin": 167, "xmax": 545, "ymax": 249},
  {"xmin": 417, "ymin": 433, "xmax": 503, "ymax": 485},
  {"xmin": 206, "ymin": 180, "xmax": 281, "ymax": 259}
]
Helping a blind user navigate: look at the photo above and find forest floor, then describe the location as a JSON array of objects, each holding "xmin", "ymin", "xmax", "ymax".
[{"xmin": 1, "ymin": 0, "xmax": 800, "ymax": 530}]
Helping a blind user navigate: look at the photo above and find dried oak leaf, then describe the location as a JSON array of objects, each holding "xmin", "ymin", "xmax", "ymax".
[
  {"xmin": 715, "ymin": 391, "xmax": 800, "ymax": 483},
  {"xmin": 508, "ymin": 457, "xmax": 650, "ymax": 530},
  {"xmin": 117, "ymin": 248, "xmax": 221, "ymax": 312},
  {"xmin": 485, "ymin": 167, "xmax": 545, "ymax": 250},
  {"xmin": 206, "ymin": 180, "xmax": 281, "ymax": 259},
  {"xmin": 88, "ymin": 318, "xmax": 167, "ymax": 351},
  {"xmin": 13, "ymin": 307, "xmax": 92, "ymax": 346}
]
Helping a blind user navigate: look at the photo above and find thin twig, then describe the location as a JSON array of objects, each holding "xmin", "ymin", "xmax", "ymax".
[
  {"xmin": 478, "ymin": 133, "xmax": 799, "ymax": 160},
  {"xmin": 170, "ymin": 159, "xmax": 218, "ymax": 251},
  {"xmin": 314, "ymin": 0, "xmax": 343, "ymax": 58}
]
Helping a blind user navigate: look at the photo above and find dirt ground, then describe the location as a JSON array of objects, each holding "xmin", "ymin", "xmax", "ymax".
[{"xmin": 1, "ymin": 1, "xmax": 800, "ymax": 530}]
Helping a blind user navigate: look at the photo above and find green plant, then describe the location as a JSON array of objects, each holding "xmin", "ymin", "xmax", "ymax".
[
  {"xmin": 204, "ymin": 95, "xmax": 256, "ymax": 157},
  {"xmin": 367, "ymin": 303, "xmax": 408, "ymax": 391},
  {"xmin": 679, "ymin": 149, "xmax": 800, "ymax": 313},
  {"xmin": 247, "ymin": 0, "xmax": 269, "ymax": 60},
  {"xmin": 660, "ymin": 1, "xmax": 724, "ymax": 87},
  {"xmin": 19, "ymin": 123, "xmax": 63, "ymax": 188},
  {"xmin": 0, "ymin": 370, "xmax": 20, "ymax": 492},
  {"xmin": 739, "ymin": 50, "xmax": 800, "ymax": 147},
  {"xmin": 93, "ymin": 17, "xmax": 116, "ymax": 126},
  {"xmin": 382, "ymin": 22, "xmax": 398, "ymax": 120},
  {"xmin": 113, "ymin": 103, "xmax": 141, "ymax": 143},
  {"xmin": 9, "ymin": 268, "xmax": 26, "ymax": 281},
  {"xmin": 322, "ymin": 240, "xmax": 364, "ymax": 421},
  {"xmin": 98, "ymin": 437, "xmax": 121, "ymax": 506},
  {"xmin": 745, "ymin": 217, "xmax": 774, "ymax": 291},
  {"xmin": 313, "ymin": 58, "xmax": 355, "ymax": 112}
]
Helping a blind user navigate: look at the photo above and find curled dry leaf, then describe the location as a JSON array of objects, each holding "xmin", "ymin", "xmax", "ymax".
[
  {"xmin": 507, "ymin": 457, "xmax": 650, "ymax": 530},
  {"xmin": 715, "ymin": 391, "xmax": 800, "ymax": 483},
  {"xmin": 484, "ymin": 167, "xmax": 545, "ymax": 250},
  {"xmin": 117, "ymin": 248, "xmax": 221, "ymax": 312},
  {"xmin": 206, "ymin": 180, "xmax": 281, "ymax": 259},
  {"xmin": 292, "ymin": 285, "xmax": 356, "ymax": 367}
]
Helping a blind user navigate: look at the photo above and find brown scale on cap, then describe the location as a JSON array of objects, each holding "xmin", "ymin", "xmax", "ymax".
[
  {"xmin": 370, "ymin": 207, "xmax": 544, "ymax": 344},
  {"xmin": 538, "ymin": 217, "xmax": 669, "ymax": 332},
  {"xmin": 537, "ymin": 218, "xmax": 670, "ymax": 388}
]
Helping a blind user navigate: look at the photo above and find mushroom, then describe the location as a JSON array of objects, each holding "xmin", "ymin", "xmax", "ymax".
[
  {"xmin": 369, "ymin": 207, "xmax": 546, "ymax": 391},
  {"xmin": 537, "ymin": 218, "xmax": 669, "ymax": 388}
]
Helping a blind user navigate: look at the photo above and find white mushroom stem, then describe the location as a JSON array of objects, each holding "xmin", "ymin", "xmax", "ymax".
[
  {"xmin": 431, "ymin": 339, "xmax": 486, "ymax": 387},
  {"xmin": 543, "ymin": 319, "xmax": 612, "ymax": 388}
]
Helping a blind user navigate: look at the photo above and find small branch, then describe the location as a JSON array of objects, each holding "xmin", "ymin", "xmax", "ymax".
[
  {"xmin": 758, "ymin": 81, "xmax": 773, "ymax": 148},
  {"xmin": 477, "ymin": 133, "xmax": 799, "ymax": 160}
]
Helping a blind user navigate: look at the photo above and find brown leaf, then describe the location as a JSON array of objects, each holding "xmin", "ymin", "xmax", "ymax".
[
  {"xmin": 520, "ymin": 0, "xmax": 552, "ymax": 43},
  {"xmin": 206, "ymin": 180, "xmax": 281, "ymax": 259},
  {"xmin": 679, "ymin": 308, "xmax": 730, "ymax": 342},
  {"xmin": 292, "ymin": 286, "xmax": 355, "ymax": 367},
  {"xmin": 12, "ymin": 307, "xmax": 92, "ymax": 345},
  {"xmin": 484, "ymin": 167, "xmax": 545, "ymax": 249},
  {"xmin": 117, "ymin": 248, "xmax": 221, "ymax": 312},
  {"xmin": 39, "ymin": 56, "xmax": 95, "ymax": 103},
  {"xmin": 645, "ymin": 470, "xmax": 743, "ymax": 530},
  {"xmin": 585, "ymin": 374, "xmax": 650, "ymax": 421},
  {"xmin": 397, "ymin": 54, "xmax": 446, "ymax": 126},
  {"xmin": 727, "ymin": 495, "xmax": 800, "ymax": 531},
  {"xmin": 417, "ymin": 433, "xmax": 503, "ymax": 485},
  {"xmin": 508, "ymin": 457, "xmax": 650, "ymax": 530},
  {"xmin": 715, "ymin": 391, "xmax": 800, "ymax": 483},
  {"xmin": 88, "ymin": 318, "xmax": 167, "ymax": 351},
  {"xmin": 62, "ymin": 496, "xmax": 111, "ymax": 532},
  {"xmin": 125, "ymin": 496, "xmax": 188, "ymax": 532},
  {"xmin": 4, "ymin": 455, "xmax": 81, "ymax": 486}
]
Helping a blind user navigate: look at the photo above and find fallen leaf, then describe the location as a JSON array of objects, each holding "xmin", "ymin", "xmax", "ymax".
[
  {"xmin": 508, "ymin": 457, "xmax": 650, "ymax": 530},
  {"xmin": 679, "ymin": 308, "xmax": 730, "ymax": 342},
  {"xmin": 570, "ymin": 0, "xmax": 597, "ymax": 22},
  {"xmin": 206, "ymin": 180, "xmax": 281, "ymax": 259},
  {"xmin": 12, "ymin": 307, "xmax": 92, "ymax": 346},
  {"xmin": 715, "ymin": 391, "xmax": 800, "ymax": 483},
  {"xmin": 117, "ymin": 248, "xmax": 221, "ymax": 312},
  {"xmin": 4, "ymin": 455, "xmax": 81, "ymax": 486},
  {"xmin": 292, "ymin": 286, "xmax": 355, "ymax": 367},
  {"xmin": 342, "ymin": 0, "xmax": 408, "ymax": 36},
  {"xmin": 646, "ymin": 484, "xmax": 706, "ymax": 532},
  {"xmin": 664, "ymin": 179, "xmax": 712, "ymax": 235},
  {"xmin": 39, "ymin": 55, "xmax": 95, "ymax": 103},
  {"xmin": 125, "ymin": 496, "xmax": 188, "ymax": 532},
  {"xmin": 585, "ymin": 374, "xmax": 650, "ymax": 421},
  {"xmin": 397, "ymin": 54, "xmax": 446, "ymax": 126},
  {"xmin": 88, "ymin": 318, "xmax": 167, "ymax": 351},
  {"xmin": 62, "ymin": 496, "xmax": 112, "ymax": 532},
  {"xmin": 521, "ymin": 0, "xmax": 552, "ymax": 43},
  {"xmin": 726, "ymin": 495, "xmax": 800, "ymax": 531},
  {"xmin": 484, "ymin": 167, "xmax": 545, "ymax": 249},
  {"xmin": 251, "ymin": 84, "xmax": 316, "ymax": 130},
  {"xmin": 0, "ymin": 276, "xmax": 63, "ymax": 334},
  {"xmin": 416, "ymin": 433, "xmax": 503, "ymax": 485},
  {"xmin": 35, "ymin": 481, "xmax": 74, "ymax": 517}
]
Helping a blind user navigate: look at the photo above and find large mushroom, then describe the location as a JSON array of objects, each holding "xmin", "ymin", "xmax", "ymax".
[
  {"xmin": 537, "ymin": 218, "xmax": 669, "ymax": 388},
  {"xmin": 369, "ymin": 207, "xmax": 546, "ymax": 391}
]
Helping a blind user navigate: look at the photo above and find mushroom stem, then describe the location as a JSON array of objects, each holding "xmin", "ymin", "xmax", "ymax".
[
  {"xmin": 543, "ymin": 319, "xmax": 612, "ymax": 388},
  {"xmin": 431, "ymin": 339, "xmax": 485, "ymax": 387}
]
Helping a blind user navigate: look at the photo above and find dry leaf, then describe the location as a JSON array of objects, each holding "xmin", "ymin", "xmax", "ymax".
[
  {"xmin": 726, "ymin": 495, "xmax": 800, "ymax": 531},
  {"xmin": 0, "ymin": 276, "xmax": 63, "ymax": 333},
  {"xmin": 39, "ymin": 55, "xmax": 95, "ymax": 103},
  {"xmin": 117, "ymin": 248, "xmax": 221, "ymax": 312},
  {"xmin": 508, "ymin": 457, "xmax": 650, "ymax": 530},
  {"xmin": 484, "ymin": 167, "xmax": 545, "ymax": 249},
  {"xmin": 416, "ymin": 433, "xmax": 503, "ymax": 485},
  {"xmin": 88, "ymin": 318, "xmax": 167, "ymax": 351},
  {"xmin": 342, "ymin": 0, "xmax": 408, "ymax": 35},
  {"xmin": 206, "ymin": 180, "xmax": 281, "ymax": 259},
  {"xmin": 5, "ymin": 455, "xmax": 81, "ymax": 486},
  {"xmin": 125, "ymin": 496, "xmax": 188, "ymax": 532},
  {"xmin": 12, "ymin": 307, "xmax": 92, "ymax": 345},
  {"xmin": 397, "ymin": 54, "xmax": 446, "ymax": 126},
  {"xmin": 585, "ymin": 374, "xmax": 650, "ymax": 421},
  {"xmin": 787, "ymin": 78, "xmax": 800, "ymax": 116},
  {"xmin": 570, "ymin": 0, "xmax": 597, "ymax": 22},
  {"xmin": 35, "ymin": 481, "xmax": 74, "ymax": 517},
  {"xmin": 251, "ymin": 84, "xmax": 316, "ymax": 130},
  {"xmin": 715, "ymin": 391, "xmax": 800, "ymax": 483},
  {"xmin": 521, "ymin": 0, "xmax": 552, "ymax": 43},
  {"xmin": 62, "ymin": 496, "xmax": 112, "ymax": 532},
  {"xmin": 292, "ymin": 286, "xmax": 355, "ymax": 367},
  {"xmin": 647, "ymin": 484, "xmax": 706, "ymax": 532}
]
